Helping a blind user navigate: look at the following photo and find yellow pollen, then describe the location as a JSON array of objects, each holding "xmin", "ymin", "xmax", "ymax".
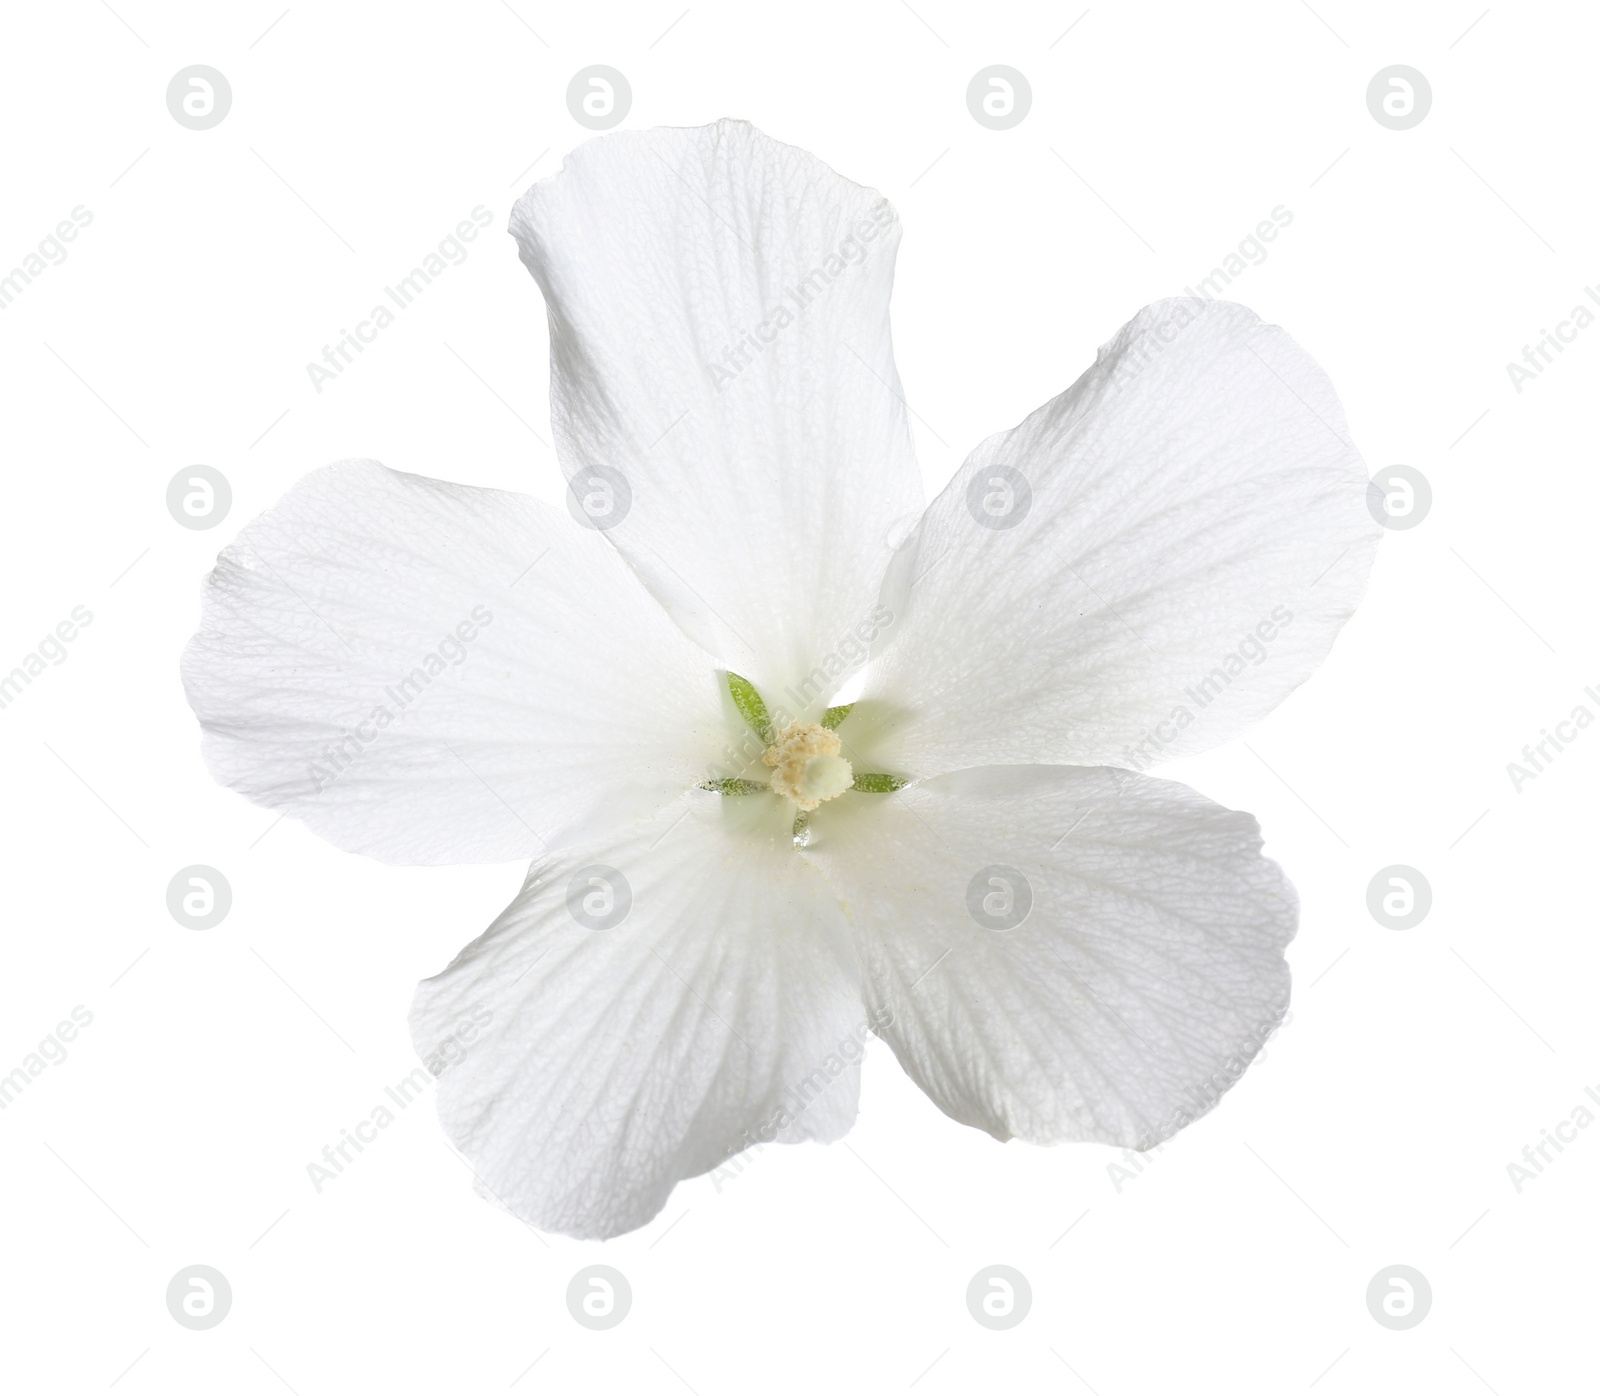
[{"xmin": 763, "ymin": 721, "xmax": 854, "ymax": 811}]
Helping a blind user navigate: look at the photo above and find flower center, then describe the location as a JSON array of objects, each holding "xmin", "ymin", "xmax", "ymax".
[{"xmin": 762, "ymin": 721, "xmax": 855, "ymax": 811}]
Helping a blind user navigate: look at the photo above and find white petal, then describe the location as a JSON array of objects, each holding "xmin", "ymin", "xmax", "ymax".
[
  {"xmin": 807, "ymin": 765, "xmax": 1295, "ymax": 1147},
  {"xmin": 512, "ymin": 119, "xmax": 923, "ymax": 694},
  {"xmin": 410, "ymin": 796, "xmax": 865, "ymax": 1239},
  {"xmin": 858, "ymin": 299, "xmax": 1378, "ymax": 775},
  {"xmin": 182, "ymin": 461, "xmax": 724, "ymax": 864}
]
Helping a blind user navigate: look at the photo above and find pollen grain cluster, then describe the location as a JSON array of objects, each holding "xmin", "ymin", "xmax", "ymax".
[{"xmin": 763, "ymin": 721, "xmax": 854, "ymax": 811}]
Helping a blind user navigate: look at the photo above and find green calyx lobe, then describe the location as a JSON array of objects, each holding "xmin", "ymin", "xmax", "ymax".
[
  {"xmin": 850, "ymin": 772, "xmax": 908, "ymax": 793},
  {"xmin": 726, "ymin": 671, "xmax": 775, "ymax": 745},
  {"xmin": 699, "ymin": 778, "xmax": 767, "ymax": 795}
]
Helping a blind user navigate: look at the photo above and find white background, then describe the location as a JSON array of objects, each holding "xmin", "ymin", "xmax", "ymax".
[{"xmin": 2, "ymin": 1, "xmax": 1596, "ymax": 1392}]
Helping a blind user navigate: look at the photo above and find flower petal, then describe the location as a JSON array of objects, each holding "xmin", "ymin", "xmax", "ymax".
[
  {"xmin": 857, "ymin": 299, "xmax": 1378, "ymax": 775},
  {"xmin": 182, "ymin": 461, "xmax": 724, "ymax": 864},
  {"xmin": 410, "ymin": 796, "xmax": 866, "ymax": 1239},
  {"xmin": 807, "ymin": 765, "xmax": 1295, "ymax": 1147},
  {"xmin": 511, "ymin": 119, "xmax": 923, "ymax": 692}
]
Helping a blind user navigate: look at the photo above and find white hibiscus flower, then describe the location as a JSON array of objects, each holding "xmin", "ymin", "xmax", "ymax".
[{"xmin": 183, "ymin": 119, "xmax": 1378, "ymax": 1239}]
